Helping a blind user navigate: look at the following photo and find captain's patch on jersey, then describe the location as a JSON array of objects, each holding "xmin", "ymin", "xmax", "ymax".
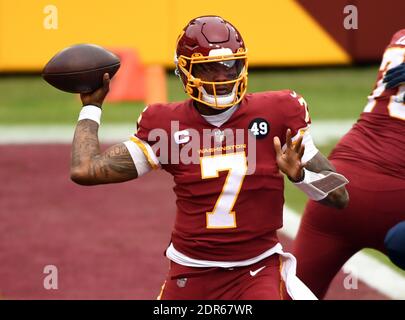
[{"xmin": 248, "ymin": 118, "xmax": 269, "ymax": 139}]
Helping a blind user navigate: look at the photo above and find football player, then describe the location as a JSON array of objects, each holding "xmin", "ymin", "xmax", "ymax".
[
  {"xmin": 292, "ymin": 29, "xmax": 405, "ymax": 299},
  {"xmin": 70, "ymin": 16, "xmax": 348, "ymax": 300}
]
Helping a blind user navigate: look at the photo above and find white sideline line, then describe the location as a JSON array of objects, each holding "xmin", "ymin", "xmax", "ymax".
[
  {"xmin": 0, "ymin": 120, "xmax": 355, "ymax": 145},
  {"xmin": 0, "ymin": 124, "xmax": 136, "ymax": 144},
  {"xmin": 310, "ymin": 119, "xmax": 355, "ymax": 145},
  {"xmin": 282, "ymin": 206, "xmax": 405, "ymax": 300}
]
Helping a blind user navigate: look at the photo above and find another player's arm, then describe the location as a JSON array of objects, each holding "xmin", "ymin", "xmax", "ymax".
[
  {"xmin": 274, "ymin": 129, "xmax": 349, "ymax": 209},
  {"xmin": 303, "ymin": 152, "xmax": 349, "ymax": 209},
  {"xmin": 70, "ymin": 73, "xmax": 138, "ymax": 185}
]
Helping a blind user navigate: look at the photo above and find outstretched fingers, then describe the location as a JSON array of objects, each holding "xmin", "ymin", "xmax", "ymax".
[
  {"xmin": 294, "ymin": 133, "xmax": 303, "ymax": 152},
  {"xmin": 298, "ymin": 142, "xmax": 305, "ymax": 160},
  {"xmin": 274, "ymin": 129, "xmax": 305, "ymax": 161},
  {"xmin": 285, "ymin": 128, "xmax": 292, "ymax": 149},
  {"xmin": 293, "ymin": 133, "xmax": 305, "ymax": 161},
  {"xmin": 273, "ymin": 136, "xmax": 282, "ymax": 157}
]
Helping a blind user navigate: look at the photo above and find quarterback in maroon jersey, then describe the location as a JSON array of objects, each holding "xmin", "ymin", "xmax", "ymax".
[
  {"xmin": 293, "ymin": 29, "xmax": 405, "ymax": 299},
  {"xmin": 69, "ymin": 16, "xmax": 348, "ymax": 300}
]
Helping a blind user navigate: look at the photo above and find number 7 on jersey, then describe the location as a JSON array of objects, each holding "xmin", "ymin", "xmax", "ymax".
[{"xmin": 200, "ymin": 153, "xmax": 248, "ymax": 229}]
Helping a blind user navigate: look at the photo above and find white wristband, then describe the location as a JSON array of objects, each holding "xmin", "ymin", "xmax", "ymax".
[
  {"xmin": 78, "ymin": 105, "xmax": 102, "ymax": 125},
  {"xmin": 293, "ymin": 168, "xmax": 349, "ymax": 201}
]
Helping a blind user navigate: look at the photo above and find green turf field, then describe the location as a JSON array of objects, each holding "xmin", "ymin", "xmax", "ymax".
[
  {"xmin": 4, "ymin": 66, "xmax": 404, "ymax": 275},
  {"xmin": 0, "ymin": 67, "xmax": 376, "ymax": 124}
]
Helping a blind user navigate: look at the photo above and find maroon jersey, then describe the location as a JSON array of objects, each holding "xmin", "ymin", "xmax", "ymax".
[
  {"xmin": 330, "ymin": 30, "xmax": 405, "ymax": 180},
  {"xmin": 135, "ymin": 90, "xmax": 310, "ymax": 261}
]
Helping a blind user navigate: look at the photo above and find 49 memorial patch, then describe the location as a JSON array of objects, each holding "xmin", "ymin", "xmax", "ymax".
[{"xmin": 248, "ymin": 118, "xmax": 269, "ymax": 139}]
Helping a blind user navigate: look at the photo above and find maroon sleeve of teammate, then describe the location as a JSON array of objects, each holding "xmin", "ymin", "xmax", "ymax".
[{"xmin": 389, "ymin": 29, "xmax": 405, "ymax": 46}]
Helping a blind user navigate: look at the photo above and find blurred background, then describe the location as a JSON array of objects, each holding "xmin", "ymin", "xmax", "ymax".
[{"xmin": 0, "ymin": 0, "xmax": 404, "ymax": 300}]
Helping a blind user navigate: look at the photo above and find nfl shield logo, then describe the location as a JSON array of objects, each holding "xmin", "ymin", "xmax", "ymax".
[
  {"xmin": 213, "ymin": 130, "xmax": 225, "ymax": 143},
  {"xmin": 177, "ymin": 278, "xmax": 187, "ymax": 288}
]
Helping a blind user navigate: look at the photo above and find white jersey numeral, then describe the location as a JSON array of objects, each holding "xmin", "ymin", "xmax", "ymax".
[
  {"xmin": 200, "ymin": 153, "xmax": 247, "ymax": 229},
  {"xmin": 364, "ymin": 47, "xmax": 405, "ymax": 120},
  {"xmin": 290, "ymin": 91, "xmax": 310, "ymax": 123}
]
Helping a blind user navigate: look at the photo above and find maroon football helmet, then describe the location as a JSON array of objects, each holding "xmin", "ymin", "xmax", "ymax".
[{"xmin": 175, "ymin": 16, "xmax": 248, "ymax": 109}]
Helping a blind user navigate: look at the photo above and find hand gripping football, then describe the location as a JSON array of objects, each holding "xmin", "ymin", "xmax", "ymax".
[{"xmin": 42, "ymin": 44, "xmax": 120, "ymax": 93}]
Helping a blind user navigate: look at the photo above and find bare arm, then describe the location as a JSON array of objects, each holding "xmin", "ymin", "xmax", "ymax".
[
  {"xmin": 70, "ymin": 120, "xmax": 138, "ymax": 185},
  {"xmin": 304, "ymin": 152, "xmax": 349, "ymax": 209},
  {"xmin": 70, "ymin": 73, "xmax": 138, "ymax": 185}
]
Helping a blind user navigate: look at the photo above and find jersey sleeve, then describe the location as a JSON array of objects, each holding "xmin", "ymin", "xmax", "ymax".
[
  {"xmin": 282, "ymin": 90, "xmax": 318, "ymax": 163},
  {"xmin": 127, "ymin": 105, "xmax": 161, "ymax": 170}
]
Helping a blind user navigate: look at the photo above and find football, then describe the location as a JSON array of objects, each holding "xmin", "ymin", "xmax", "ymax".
[{"xmin": 42, "ymin": 44, "xmax": 120, "ymax": 93}]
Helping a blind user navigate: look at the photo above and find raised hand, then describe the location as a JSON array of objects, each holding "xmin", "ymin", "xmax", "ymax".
[
  {"xmin": 80, "ymin": 73, "xmax": 110, "ymax": 108},
  {"xmin": 273, "ymin": 128, "xmax": 305, "ymax": 182}
]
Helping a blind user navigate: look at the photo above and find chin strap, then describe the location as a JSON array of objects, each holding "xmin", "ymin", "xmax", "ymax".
[{"xmin": 200, "ymin": 84, "xmax": 237, "ymax": 109}]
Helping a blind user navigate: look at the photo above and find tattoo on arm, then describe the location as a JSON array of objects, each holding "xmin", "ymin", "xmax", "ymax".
[
  {"xmin": 89, "ymin": 144, "xmax": 138, "ymax": 181},
  {"xmin": 71, "ymin": 120, "xmax": 100, "ymax": 168},
  {"xmin": 71, "ymin": 120, "xmax": 138, "ymax": 184}
]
